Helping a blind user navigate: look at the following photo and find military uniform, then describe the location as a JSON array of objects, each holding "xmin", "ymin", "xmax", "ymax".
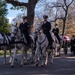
[
  {"xmin": 42, "ymin": 21, "xmax": 53, "ymax": 48},
  {"xmin": 52, "ymin": 28, "xmax": 61, "ymax": 43},
  {"xmin": 19, "ymin": 22, "xmax": 31, "ymax": 46}
]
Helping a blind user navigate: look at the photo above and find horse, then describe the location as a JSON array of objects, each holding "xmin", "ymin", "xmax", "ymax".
[
  {"xmin": 0, "ymin": 33, "xmax": 13, "ymax": 64},
  {"xmin": 54, "ymin": 36, "xmax": 61, "ymax": 56},
  {"xmin": 34, "ymin": 24, "xmax": 56, "ymax": 66},
  {"xmin": 10, "ymin": 24, "xmax": 33, "ymax": 67}
]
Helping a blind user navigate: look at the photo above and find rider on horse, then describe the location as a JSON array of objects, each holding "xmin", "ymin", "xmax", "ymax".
[
  {"xmin": 19, "ymin": 16, "xmax": 31, "ymax": 47},
  {"xmin": 52, "ymin": 24, "xmax": 61, "ymax": 44},
  {"xmin": 41, "ymin": 15, "xmax": 54, "ymax": 49}
]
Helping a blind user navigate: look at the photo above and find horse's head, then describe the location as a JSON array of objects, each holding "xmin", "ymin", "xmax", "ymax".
[
  {"xmin": 11, "ymin": 24, "xmax": 25, "ymax": 42},
  {"xmin": 11, "ymin": 24, "xmax": 18, "ymax": 38},
  {"xmin": 35, "ymin": 24, "xmax": 43, "ymax": 35}
]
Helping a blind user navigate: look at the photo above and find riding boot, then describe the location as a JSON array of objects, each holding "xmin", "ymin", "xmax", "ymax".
[
  {"xmin": 44, "ymin": 31, "xmax": 54, "ymax": 49},
  {"xmin": 33, "ymin": 36, "xmax": 37, "ymax": 50},
  {"xmin": 27, "ymin": 41, "xmax": 31, "ymax": 48},
  {"xmin": 49, "ymin": 42, "xmax": 53, "ymax": 49}
]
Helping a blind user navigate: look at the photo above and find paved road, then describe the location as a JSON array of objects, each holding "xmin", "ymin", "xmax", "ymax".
[{"xmin": 0, "ymin": 49, "xmax": 75, "ymax": 75}]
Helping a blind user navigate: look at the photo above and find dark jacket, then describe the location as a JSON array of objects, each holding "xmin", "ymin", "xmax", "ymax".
[
  {"xmin": 19, "ymin": 22, "xmax": 30, "ymax": 34},
  {"xmin": 52, "ymin": 28, "xmax": 59, "ymax": 36},
  {"xmin": 71, "ymin": 38, "xmax": 75, "ymax": 46},
  {"xmin": 70, "ymin": 38, "xmax": 75, "ymax": 52},
  {"xmin": 42, "ymin": 21, "xmax": 51, "ymax": 32}
]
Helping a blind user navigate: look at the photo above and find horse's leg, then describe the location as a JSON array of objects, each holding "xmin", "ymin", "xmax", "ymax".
[
  {"xmin": 58, "ymin": 45, "xmax": 61, "ymax": 56},
  {"xmin": 41, "ymin": 48, "xmax": 46, "ymax": 66},
  {"xmin": 20, "ymin": 47, "xmax": 25, "ymax": 66},
  {"xmin": 9, "ymin": 49, "xmax": 12, "ymax": 63},
  {"xmin": 45, "ymin": 51, "xmax": 48, "ymax": 65},
  {"xmin": 4, "ymin": 49, "xmax": 6, "ymax": 65},
  {"xmin": 55, "ymin": 45, "xmax": 58, "ymax": 56},
  {"xmin": 50, "ymin": 49, "xmax": 54, "ymax": 64},
  {"xmin": 57, "ymin": 44, "xmax": 60, "ymax": 56},
  {"xmin": 28, "ymin": 48, "xmax": 34, "ymax": 63},
  {"xmin": 34, "ymin": 48, "xmax": 39, "ymax": 66},
  {"xmin": 10, "ymin": 47, "xmax": 17, "ymax": 67},
  {"xmin": 23, "ymin": 47, "xmax": 28, "ymax": 65}
]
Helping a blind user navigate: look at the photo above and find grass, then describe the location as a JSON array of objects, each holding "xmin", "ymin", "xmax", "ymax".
[{"xmin": 0, "ymin": 50, "xmax": 22, "ymax": 56}]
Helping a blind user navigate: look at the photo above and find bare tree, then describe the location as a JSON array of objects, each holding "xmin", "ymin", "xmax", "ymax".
[
  {"xmin": 6, "ymin": 0, "xmax": 39, "ymax": 26},
  {"xmin": 49, "ymin": 0, "xmax": 74, "ymax": 36}
]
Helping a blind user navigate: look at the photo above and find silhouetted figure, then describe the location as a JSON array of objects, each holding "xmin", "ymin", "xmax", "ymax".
[{"xmin": 70, "ymin": 35, "xmax": 75, "ymax": 55}]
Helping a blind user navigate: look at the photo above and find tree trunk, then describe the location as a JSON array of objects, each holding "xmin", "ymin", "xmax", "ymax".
[
  {"xmin": 62, "ymin": 19, "xmax": 66, "ymax": 36},
  {"xmin": 27, "ymin": 1, "xmax": 36, "ymax": 32},
  {"xmin": 62, "ymin": 8, "xmax": 68, "ymax": 36},
  {"xmin": 27, "ymin": 5, "xmax": 35, "ymax": 26}
]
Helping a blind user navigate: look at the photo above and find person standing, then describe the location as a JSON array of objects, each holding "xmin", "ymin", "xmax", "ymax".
[{"xmin": 70, "ymin": 35, "xmax": 75, "ymax": 55}]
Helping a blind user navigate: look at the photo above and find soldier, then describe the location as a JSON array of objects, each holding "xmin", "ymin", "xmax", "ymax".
[
  {"xmin": 41, "ymin": 15, "xmax": 54, "ymax": 49},
  {"xmin": 52, "ymin": 24, "xmax": 61, "ymax": 44},
  {"xmin": 19, "ymin": 16, "xmax": 31, "ymax": 47}
]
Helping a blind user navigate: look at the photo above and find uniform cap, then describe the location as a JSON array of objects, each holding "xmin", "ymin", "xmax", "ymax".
[
  {"xmin": 55, "ymin": 24, "xmax": 58, "ymax": 26},
  {"xmin": 22, "ymin": 16, "xmax": 27, "ymax": 19},
  {"xmin": 43, "ymin": 15, "xmax": 48, "ymax": 18}
]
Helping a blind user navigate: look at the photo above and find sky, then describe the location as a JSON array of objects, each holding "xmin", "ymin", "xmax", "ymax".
[
  {"xmin": 7, "ymin": 0, "xmax": 28, "ymax": 23},
  {"xmin": 7, "ymin": 4, "xmax": 23, "ymax": 23},
  {"xmin": 6, "ymin": 0, "xmax": 54, "ymax": 23}
]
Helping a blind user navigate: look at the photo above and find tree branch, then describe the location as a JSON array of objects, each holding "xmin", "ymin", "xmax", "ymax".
[
  {"xmin": 50, "ymin": 17, "xmax": 64, "ymax": 22},
  {"xmin": 64, "ymin": 0, "xmax": 67, "ymax": 7},
  {"xmin": 47, "ymin": 2, "xmax": 66, "ymax": 12},
  {"xmin": 6, "ymin": 0, "xmax": 28, "ymax": 7},
  {"xmin": 68, "ymin": 0, "xmax": 74, "ymax": 7}
]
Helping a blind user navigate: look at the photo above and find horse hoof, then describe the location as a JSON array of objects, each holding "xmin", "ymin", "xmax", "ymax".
[
  {"xmin": 20, "ymin": 65, "xmax": 23, "ymax": 67},
  {"xmin": 45, "ymin": 63, "xmax": 47, "ymax": 66},
  {"xmin": 35, "ymin": 63, "xmax": 38, "ymax": 66},
  {"xmin": 41, "ymin": 64, "xmax": 44, "ymax": 67},
  {"xmin": 15, "ymin": 58, "xmax": 17, "ymax": 61},
  {"xmin": 8, "ymin": 61, "xmax": 11, "ymax": 64},
  {"xmin": 50, "ymin": 62, "xmax": 53, "ymax": 64},
  {"xmin": 31, "ymin": 61, "xmax": 34, "ymax": 64},
  {"xmin": 24, "ymin": 63, "xmax": 27, "ymax": 65},
  {"xmin": 10, "ymin": 65, "xmax": 14, "ymax": 68}
]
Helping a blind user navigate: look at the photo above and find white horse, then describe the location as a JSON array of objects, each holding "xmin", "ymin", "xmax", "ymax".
[
  {"xmin": 0, "ymin": 33, "xmax": 13, "ymax": 64},
  {"xmin": 54, "ymin": 36, "xmax": 62, "ymax": 56},
  {"xmin": 11, "ymin": 24, "xmax": 26, "ymax": 67},
  {"xmin": 34, "ymin": 24, "xmax": 55, "ymax": 66},
  {"xmin": 10, "ymin": 24, "xmax": 28, "ymax": 67}
]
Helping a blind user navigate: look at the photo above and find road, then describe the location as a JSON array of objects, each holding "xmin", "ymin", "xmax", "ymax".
[{"xmin": 0, "ymin": 49, "xmax": 75, "ymax": 75}]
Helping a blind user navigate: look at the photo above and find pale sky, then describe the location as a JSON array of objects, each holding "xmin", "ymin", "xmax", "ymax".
[
  {"xmin": 7, "ymin": 0, "xmax": 28, "ymax": 23},
  {"xmin": 6, "ymin": 0, "xmax": 54, "ymax": 23},
  {"xmin": 7, "ymin": 4, "xmax": 23, "ymax": 23}
]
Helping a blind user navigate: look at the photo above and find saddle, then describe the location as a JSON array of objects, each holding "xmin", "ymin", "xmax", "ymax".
[
  {"xmin": 44, "ymin": 32, "xmax": 55, "ymax": 49},
  {"xmin": 5, "ymin": 33, "xmax": 11, "ymax": 44},
  {"xmin": 1, "ymin": 33, "xmax": 6, "ymax": 44}
]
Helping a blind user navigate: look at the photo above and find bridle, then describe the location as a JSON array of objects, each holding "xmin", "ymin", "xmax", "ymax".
[
  {"xmin": 11, "ymin": 25, "xmax": 18, "ymax": 36},
  {"xmin": 36, "ymin": 28, "xmax": 46, "ymax": 45}
]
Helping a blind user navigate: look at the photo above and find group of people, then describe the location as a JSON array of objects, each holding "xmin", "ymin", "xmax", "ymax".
[{"xmin": 19, "ymin": 15, "xmax": 61, "ymax": 49}]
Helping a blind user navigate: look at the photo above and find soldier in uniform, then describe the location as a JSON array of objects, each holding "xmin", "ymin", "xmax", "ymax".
[
  {"xmin": 19, "ymin": 16, "xmax": 31, "ymax": 47},
  {"xmin": 52, "ymin": 24, "xmax": 61, "ymax": 44},
  {"xmin": 41, "ymin": 15, "xmax": 54, "ymax": 49}
]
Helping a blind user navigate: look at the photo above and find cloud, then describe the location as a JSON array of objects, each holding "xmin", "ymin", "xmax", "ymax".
[{"xmin": 7, "ymin": 17, "xmax": 14, "ymax": 24}]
